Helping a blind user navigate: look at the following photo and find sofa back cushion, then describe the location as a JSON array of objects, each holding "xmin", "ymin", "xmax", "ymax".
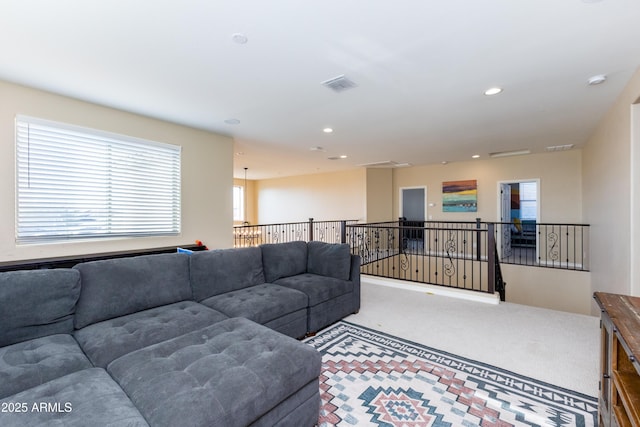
[
  {"xmin": 74, "ymin": 253, "xmax": 191, "ymax": 329},
  {"xmin": 307, "ymin": 241, "xmax": 352, "ymax": 280},
  {"xmin": 0, "ymin": 269, "xmax": 81, "ymax": 347},
  {"xmin": 190, "ymin": 247, "xmax": 265, "ymax": 301},
  {"xmin": 260, "ymin": 241, "xmax": 308, "ymax": 282}
]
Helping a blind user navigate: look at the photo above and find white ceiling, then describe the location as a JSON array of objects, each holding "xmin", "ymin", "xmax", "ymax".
[{"xmin": 2, "ymin": 0, "xmax": 640, "ymax": 180}]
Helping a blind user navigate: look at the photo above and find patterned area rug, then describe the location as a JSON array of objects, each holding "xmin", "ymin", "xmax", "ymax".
[{"xmin": 305, "ymin": 321, "xmax": 597, "ymax": 427}]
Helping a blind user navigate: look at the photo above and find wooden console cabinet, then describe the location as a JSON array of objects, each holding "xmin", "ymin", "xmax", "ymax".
[{"xmin": 594, "ymin": 292, "xmax": 640, "ymax": 427}]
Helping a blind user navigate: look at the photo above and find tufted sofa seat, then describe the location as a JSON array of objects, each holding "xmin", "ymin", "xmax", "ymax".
[
  {"xmin": 108, "ymin": 317, "xmax": 322, "ymax": 427},
  {"xmin": 0, "ymin": 241, "xmax": 360, "ymax": 426},
  {"xmin": 0, "ymin": 334, "xmax": 92, "ymax": 400},
  {"xmin": 74, "ymin": 300, "xmax": 228, "ymax": 368}
]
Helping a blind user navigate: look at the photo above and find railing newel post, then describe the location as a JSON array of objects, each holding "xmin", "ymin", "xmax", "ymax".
[
  {"xmin": 309, "ymin": 218, "xmax": 314, "ymax": 242},
  {"xmin": 487, "ymin": 222, "xmax": 496, "ymax": 296},
  {"xmin": 476, "ymin": 218, "xmax": 481, "ymax": 262}
]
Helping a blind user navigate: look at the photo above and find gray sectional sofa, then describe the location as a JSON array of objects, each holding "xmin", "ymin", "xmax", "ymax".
[{"xmin": 0, "ymin": 241, "xmax": 360, "ymax": 427}]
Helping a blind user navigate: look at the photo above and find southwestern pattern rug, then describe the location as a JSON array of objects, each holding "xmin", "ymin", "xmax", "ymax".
[{"xmin": 304, "ymin": 321, "xmax": 597, "ymax": 427}]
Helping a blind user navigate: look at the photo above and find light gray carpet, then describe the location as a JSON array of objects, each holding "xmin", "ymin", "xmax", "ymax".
[{"xmin": 344, "ymin": 278, "xmax": 600, "ymax": 396}]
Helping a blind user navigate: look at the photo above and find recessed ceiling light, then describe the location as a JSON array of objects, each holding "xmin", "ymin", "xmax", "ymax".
[
  {"xmin": 224, "ymin": 118, "xmax": 240, "ymax": 125},
  {"xmin": 472, "ymin": 154, "xmax": 481, "ymax": 159},
  {"xmin": 484, "ymin": 87, "xmax": 503, "ymax": 96},
  {"xmin": 323, "ymin": 128, "xmax": 333, "ymax": 133},
  {"xmin": 339, "ymin": 155, "xmax": 348, "ymax": 159},
  {"xmin": 231, "ymin": 33, "xmax": 248, "ymax": 44},
  {"xmin": 587, "ymin": 74, "xmax": 607, "ymax": 86},
  {"xmin": 441, "ymin": 161, "xmax": 449, "ymax": 165}
]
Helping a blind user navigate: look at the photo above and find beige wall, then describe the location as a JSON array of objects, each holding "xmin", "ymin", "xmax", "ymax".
[
  {"xmin": 583, "ymin": 67, "xmax": 640, "ymax": 301},
  {"xmin": 0, "ymin": 80, "xmax": 234, "ymax": 261},
  {"xmin": 256, "ymin": 169, "xmax": 366, "ymax": 224},
  {"xmin": 365, "ymin": 168, "xmax": 394, "ymax": 222},
  {"xmin": 392, "ymin": 150, "xmax": 583, "ymax": 223},
  {"xmin": 501, "ymin": 265, "xmax": 592, "ymax": 314}
]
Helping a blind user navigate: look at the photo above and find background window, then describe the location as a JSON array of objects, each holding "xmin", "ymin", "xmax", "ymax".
[
  {"xmin": 233, "ymin": 185, "xmax": 244, "ymax": 221},
  {"xmin": 15, "ymin": 116, "xmax": 181, "ymax": 243},
  {"xmin": 519, "ymin": 182, "xmax": 537, "ymax": 220}
]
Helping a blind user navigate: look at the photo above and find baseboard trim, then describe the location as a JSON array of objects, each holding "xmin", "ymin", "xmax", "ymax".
[{"xmin": 361, "ymin": 275, "xmax": 500, "ymax": 305}]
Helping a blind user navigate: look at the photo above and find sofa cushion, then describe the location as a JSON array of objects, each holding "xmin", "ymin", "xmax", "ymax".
[
  {"xmin": 260, "ymin": 241, "xmax": 308, "ymax": 282},
  {"xmin": 200, "ymin": 283, "xmax": 308, "ymax": 325},
  {"xmin": 307, "ymin": 241, "xmax": 351, "ymax": 280},
  {"xmin": 74, "ymin": 253, "xmax": 192, "ymax": 329},
  {"xmin": 0, "ymin": 269, "xmax": 80, "ymax": 347},
  {"xmin": 190, "ymin": 247, "xmax": 265, "ymax": 301},
  {"xmin": 74, "ymin": 301, "xmax": 228, "ymax": 368},
  {"xmin": 0, "ymin": 368, "xmax": 149, "ymax": 427},
  {"xmin": 274, "ymin": 273, "xmax": 354, "ymax": 306},
  {"xmin": 0, "ymin": 334, "xmax": 92, "ymax": 399},
  {"xmin": 108, "ymin": 317, "xmax": 322, "ymax": 427}
]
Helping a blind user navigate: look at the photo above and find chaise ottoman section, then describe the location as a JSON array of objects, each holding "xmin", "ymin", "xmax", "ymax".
[
  {"xmin": 74, "ymin": 301, "xmax": 228, "ymax": 368},
  {"xmin": 0, "ymin": 334, "xmax": 92, "ymax": 399},
  {"xmin": 107, "ymin": 317, "xmax": 322, "ymax": 427},
  {"xmin": 0, "ymin": 368, "xmax": 149, "ymax": 427}
]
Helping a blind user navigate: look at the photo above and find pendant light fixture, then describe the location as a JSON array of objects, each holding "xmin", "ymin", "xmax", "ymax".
[{"xmin": 243, "ymin": 167, "xmax": 249, "ymax": 225}]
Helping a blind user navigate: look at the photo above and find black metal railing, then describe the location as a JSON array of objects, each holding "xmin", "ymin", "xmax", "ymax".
[
  {"xmin": 496, "ymin": 222, "xmax": 590, "ymax": 271},
  {"xmin": 358, "ymin": 219, "xmax": 590, "ymax": 271},
  {"xmin": 346, "ymin": 220, "xmax": 505, "ymax": 299},
  {"xmin": 232, "ymin": 218, "xmax": 589, "ymax": 301},
  {"xmin": 233, "ymin": 218, "xmax": 358, "ymax": 247}
]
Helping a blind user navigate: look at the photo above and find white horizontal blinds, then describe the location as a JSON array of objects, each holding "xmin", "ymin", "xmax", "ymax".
[
  {"xmin": 519, "ymin": 182, "xmax": 537, "ymax": 220},
  {"xmin": 16, "ymin": 116, "xmax": 181, "ymax": 243}
]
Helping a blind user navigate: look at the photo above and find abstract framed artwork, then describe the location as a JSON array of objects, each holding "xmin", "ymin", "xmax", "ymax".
[{"xmin": 442, "ymin": 180, "xmax": 477, "ymax": 212}]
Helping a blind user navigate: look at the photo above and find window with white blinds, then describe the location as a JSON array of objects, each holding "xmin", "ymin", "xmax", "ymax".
[
  {"xmin": 15, "ymin": 116, "xmax": 181, "ymax": 243},
  {"xmin": 519, "ymin": 181, "xmax": 538, "ymax": 220},
  {"xmin": 233, "ymin": 185, "xmax": 244, "ymax": 221}
]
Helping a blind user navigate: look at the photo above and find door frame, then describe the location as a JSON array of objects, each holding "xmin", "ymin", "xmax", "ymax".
[
  {"xmin": 631, "ymin": 103, "xmax": 640, "ymax": 295},
  {"xmin": 399, "ymin": 186, "xmax": 428, "ymax": 222},
  {"xmin": 496, "ymin": 179, "xmax": 541, "ymax": 259}
]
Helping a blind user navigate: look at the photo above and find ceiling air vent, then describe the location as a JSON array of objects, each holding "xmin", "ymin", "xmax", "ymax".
[
  {"xmin": 546, "ymin": 144, "xmax": 575, "ymax": 152},
  {"xmin": 358, "ymin": 160, "xmax": 411, "ymax": 168},
  {"xmin": 489, "ymin": 149, "xmax": 530, "ymax": 158},
  {"xmin": 321, "ymin": 75, "xmax": 357, "ymax": 93}
]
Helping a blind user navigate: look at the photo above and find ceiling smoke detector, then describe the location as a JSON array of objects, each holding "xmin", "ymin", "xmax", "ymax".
[
  {"xmin": 587, "ymin": 75, "xmax": 606, "ymax": 86},
  {"xmin": 321, "ymin": 75, "xmax": 357, "ymax": 93},
  {"xmin": 231, "ymin": 33, "xmax": 248, "ymax": 44}
]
